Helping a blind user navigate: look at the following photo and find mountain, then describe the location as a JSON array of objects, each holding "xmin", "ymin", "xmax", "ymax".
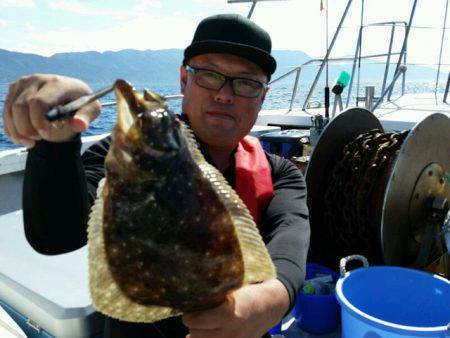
[
  {"xmin": 0, "ymin": 48, "xmax": 183, "ymax": 84},
  {"xmin": 0, "ymin": 48, "xmax": 439, "ymax": 85},
  {"xmin": 0, "ymin": 48, "xmax": 310, "ymax": 84}
]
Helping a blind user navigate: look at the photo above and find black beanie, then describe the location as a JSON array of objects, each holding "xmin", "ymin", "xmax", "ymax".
[{"xmin": 184, "ymin": 13, "xmax": 277, "ymax": 78}]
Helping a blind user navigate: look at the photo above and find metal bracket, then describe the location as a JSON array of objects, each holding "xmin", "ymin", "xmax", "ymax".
[
  {"xmin": 339, "ymin": 255, "xmax": 369, "ymax": 277},
  {"xmin": 26, "ymin": 318, "xmax": 42, "ymax": 334}
]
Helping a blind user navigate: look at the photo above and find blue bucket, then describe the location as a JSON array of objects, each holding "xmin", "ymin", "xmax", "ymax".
[
  {"xmin": 294, "ymin": 263, "xmax": 340, "ymax": 334},
  {"xmin": 336, "ymin": 256, "xmax": 450, "ymax": 338},
  {"xmin": 268, "ymin": 322, "xmax": 282, "ymax": 335}
]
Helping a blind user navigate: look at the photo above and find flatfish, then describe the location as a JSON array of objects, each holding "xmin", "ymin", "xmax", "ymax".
[{"xmin": 87, "ymin": 80, "xmax": 275, "ymax": 323}]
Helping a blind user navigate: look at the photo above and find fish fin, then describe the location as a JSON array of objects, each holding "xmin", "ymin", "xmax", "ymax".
[
  {"xmin": 115, "ymin": 86, "xmax": 136, "ymax": 135},
  {"xmin": 180, "ymin": 123, "xmax": 276, "ymax": 285},
  {"xmin": 143, "ymin": 88, "xmax": 166, "ymax": 105},
  {"xmin": 87, "ymin": 178, "xmax": 180, "ymax": 323}
]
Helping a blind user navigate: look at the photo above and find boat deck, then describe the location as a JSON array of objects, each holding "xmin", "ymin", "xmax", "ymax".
[
  {"xmin": 257, "ymin": 93, "xmax": 450, "ymax": 132},
  {"xmin": 0, "ymin": 210, "xmax": 102, "ymax": 337}
]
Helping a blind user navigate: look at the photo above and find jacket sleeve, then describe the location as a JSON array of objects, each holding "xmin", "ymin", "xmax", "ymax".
[
  {"xmin": 260, "ymin": 153, "xmax": 310, "ymax": 312},
  {"xmin": 23, "ymin": 135, "xmax": 110, "ymax": 255}
]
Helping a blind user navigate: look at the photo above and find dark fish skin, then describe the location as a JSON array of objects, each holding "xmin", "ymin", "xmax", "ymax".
[{"xmin": 102, "ymin": 80, "xmax": 244, "ymax": 312}]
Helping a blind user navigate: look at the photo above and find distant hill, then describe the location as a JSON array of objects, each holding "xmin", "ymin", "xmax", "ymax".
[
  {"xmin": 0, "ymin": 48, "xmax": 310, "ymax": 84},
  {"xmin": 0, "ymin": 48, "xmax": 183, "ymax": 84},
  {"xmin": 0, "ymin": 48, "xmax": 439, "ymax": 85}
]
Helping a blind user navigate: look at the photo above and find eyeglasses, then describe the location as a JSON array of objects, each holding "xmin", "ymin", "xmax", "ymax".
[{"xmin": 185, "ymin": 65, "xmax": 267, "ymax": 98}]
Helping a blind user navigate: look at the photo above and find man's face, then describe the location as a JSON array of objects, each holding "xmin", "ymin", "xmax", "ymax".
[{"xmin": 180, "ymin": 53, "xmax": 269, "ymax": 150}]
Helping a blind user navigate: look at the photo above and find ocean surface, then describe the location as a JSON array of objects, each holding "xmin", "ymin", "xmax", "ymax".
[{"xmin": 0, "ymin": 80, "xmax": 444, "ymax": 151}]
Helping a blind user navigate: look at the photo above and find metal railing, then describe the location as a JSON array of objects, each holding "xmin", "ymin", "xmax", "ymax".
[
  {"xmin": 444, "ymin": 72, "xmax": 450, "ymax": 104},
  {"xmin": 303, "ymin": 0, "xmax": 354, "ymax": 110},
  {"xmin": 347, "ymin": 21, "xmax": 408, "ymax": 108},
  {"xmin": 372, "ymin": 65, "xmax": 407, "ymax": 111},
  {"xmin": 267, "ymin": 0, "xmax": 450, "ymax": 113},
  {"xmin": 302, "ymin": 0, "xmax": 416, "ymax": 111},
  {"xmin": 435, "ymin": 0, "xmax": 449, "ymax": 99},
  {"xmin": 269, "ymin": 53, "xmax": 403, "ymax": 113},
  {"xmin": 100, "ymin": 94, "xmax": 183, "ymax": 109}
]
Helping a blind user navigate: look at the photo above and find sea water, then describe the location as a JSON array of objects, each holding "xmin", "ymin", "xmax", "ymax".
[{"xmin": 0, "ymin": 80, "xmax": 445, "ymax": 150}]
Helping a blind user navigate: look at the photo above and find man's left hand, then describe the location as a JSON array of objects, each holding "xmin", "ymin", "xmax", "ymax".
[{"xmin": 182, "ymin": 278, "xmax": 289, "ymax": 338}]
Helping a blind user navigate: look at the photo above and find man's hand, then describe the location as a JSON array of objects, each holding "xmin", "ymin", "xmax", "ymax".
[
  {"xmin": 2, "ymin": 74, "xmax": 100, "ymax": 148},
  {"xmin": 182, "ymin": 279, "xmax": 289, "ymax": 338}
]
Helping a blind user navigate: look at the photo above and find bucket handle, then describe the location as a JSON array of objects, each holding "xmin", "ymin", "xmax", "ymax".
[{"xmin": 339, "ymin": 255, "xmax": 369, "ymax": 277}]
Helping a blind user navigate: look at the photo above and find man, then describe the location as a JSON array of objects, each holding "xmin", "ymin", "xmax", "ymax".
[{"xmin": 3, "ymin": 14, "xmax": 310, "ymax": 338}]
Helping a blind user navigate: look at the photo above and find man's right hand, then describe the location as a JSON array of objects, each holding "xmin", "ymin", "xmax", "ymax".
[{"xmin": 2, "ymin": 74, "xmax": 101, "ymax": 148}]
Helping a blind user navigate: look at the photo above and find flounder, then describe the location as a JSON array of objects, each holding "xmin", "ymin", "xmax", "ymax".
[{"xmin": 87, "ymin": 80, "xmax": 275, "ymax": 323}]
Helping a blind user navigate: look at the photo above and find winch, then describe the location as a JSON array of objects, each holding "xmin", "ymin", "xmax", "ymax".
[{"xmin": 305, "ymin": 108, "xmax": 450, "ymax": 278}]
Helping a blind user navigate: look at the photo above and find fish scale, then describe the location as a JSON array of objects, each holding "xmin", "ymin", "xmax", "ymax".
[{"xmin": 87, "ymin": 79, "xmax": 275, "ymax": 323}]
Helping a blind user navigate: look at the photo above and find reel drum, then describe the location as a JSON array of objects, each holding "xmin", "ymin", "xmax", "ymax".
[{"xmin": 382, "ymin": 113, "xmax": 450, "ymax": 269}]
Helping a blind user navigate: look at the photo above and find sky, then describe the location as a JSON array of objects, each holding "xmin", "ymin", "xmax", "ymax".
[{"xmin": 0, "ymin": 0, "xmax": 449, "ymax": 68}]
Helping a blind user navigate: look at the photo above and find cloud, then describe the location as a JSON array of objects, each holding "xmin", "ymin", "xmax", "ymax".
[
  {"xmin": 47, "ymin": 0, "xmax": 163, "ymax": 21},
  {"xmin": 19, "ymin": 13, "xmax": 196, "ymax": 56},
  {"xmin": 133, "ymin": 0, "xmax": 162, "ymax": 11},
  {"xmin": 24, "ymin": 22, "xmax": 36, "ymax": 32},
  {"xmin": 1, "ymin": 0, "xmax": 35, "ymax": 8},
  {"xmin": 48, "ymin": 1, "xmax": 91, "ymax": 14},
  {"xmin": 194, "ymin": 0, "xmax": 225, "ymax": 6},
  {"xmin": 48, "ymin": 1, "xmax": 130, "ymax": 19}
]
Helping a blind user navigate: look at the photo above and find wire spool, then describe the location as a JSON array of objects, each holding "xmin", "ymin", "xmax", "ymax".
[
  {"xmin": 305, "ymin": 107, "xmax": 382, "ymax": 268},
  {"xmin": 306, "ymin": 111, "xmax": 450, "ymax": 274}
]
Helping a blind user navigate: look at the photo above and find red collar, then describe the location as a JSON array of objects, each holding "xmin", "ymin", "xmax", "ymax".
[{"xmin": 235, "ymin": 136, "xmax": 274, "ymax": 226}]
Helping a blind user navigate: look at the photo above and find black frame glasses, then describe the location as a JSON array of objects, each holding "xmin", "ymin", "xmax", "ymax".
[{"xmin": 186, "ymin": 65, "xmax": 267, "ymax": 98}]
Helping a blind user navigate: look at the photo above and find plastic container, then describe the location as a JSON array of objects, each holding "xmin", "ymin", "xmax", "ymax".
[
  {"xmin": 259, "ymin": 129, "xmax": 310, "ymax": 158},
  {"xmin": 294, "ymin": 263, "xmax": 340, "ymax": 334},
  {"xmin": 268, "ymin": 322, "xmax": 282, "ymax": 335},
  {"xmin": 336, "ymin": 255, "xmax": 450, "ymax": 338}
]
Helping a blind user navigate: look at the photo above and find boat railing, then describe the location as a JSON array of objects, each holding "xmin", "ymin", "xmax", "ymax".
[
  {"xmin": 372, "ymin": 65, "xmax": 407, "ymax": 111},
  {"xmin": 444, "ymin": 72, "xmax": 450, "ymax": 104},
  {"xmin": 272, "ymin": 0, "xmax": 450, "ymax": 113},
  {"xmin": 266, "ymin": 0, "xmax": 416, "ymax": 113},
  {"xmin": 99, "ymin": 94, "xmax": 183, "ymax": 109},
  {"xmin": 269, "ymin": 51, "xmax": 404, "ymax": 113},
  {"xmin": 347, "ymin": 21, "xmax": 408, "ymax": 108}
]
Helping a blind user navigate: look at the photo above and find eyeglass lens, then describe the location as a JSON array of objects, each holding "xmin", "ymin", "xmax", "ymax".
[{"xmin": 190, "ymin": 67, "xmax": 264, "ymax": 98}]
